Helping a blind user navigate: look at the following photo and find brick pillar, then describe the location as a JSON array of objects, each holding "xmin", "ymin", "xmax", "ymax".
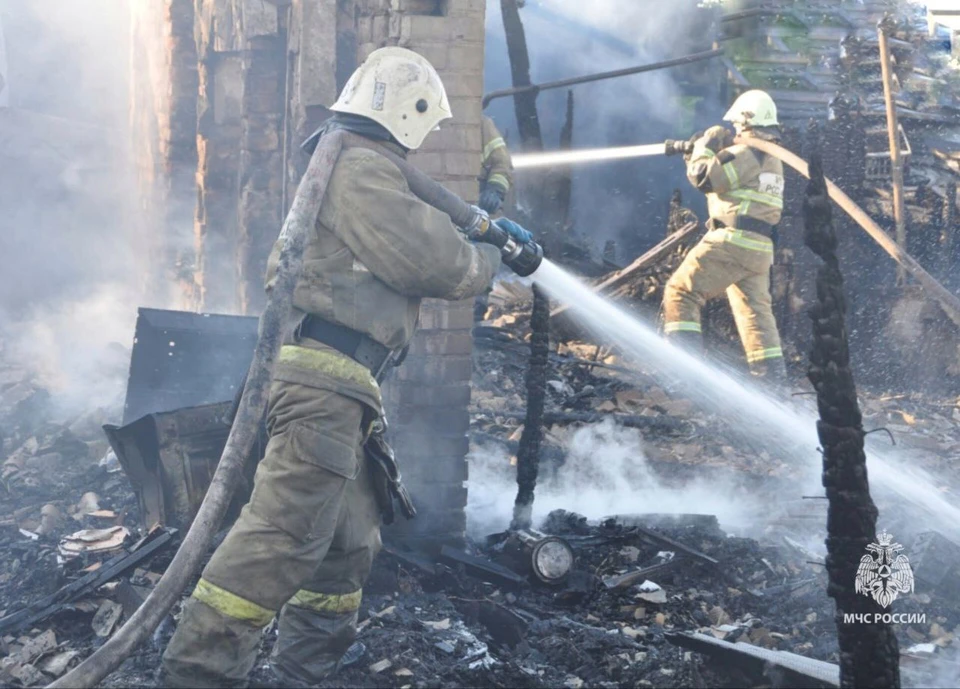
[
  {"xmin": 352, "ymin": 0, "xmax": 486, "ymax": 552},
  {"xmin": 130, "ymin": 0, "xmax": 198, "ymax": 309}
]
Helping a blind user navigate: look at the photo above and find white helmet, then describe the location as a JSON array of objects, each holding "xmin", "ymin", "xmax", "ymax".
[
  {"xmin": 330, "ymin": 47, "xmax": 452, "ymax": 150},
  {"xmin": 723, "ymin": 90, "xmax": 779, "ymax": 129}
]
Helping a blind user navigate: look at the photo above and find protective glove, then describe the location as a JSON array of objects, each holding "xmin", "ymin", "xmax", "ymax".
[
  {"xmin": 700, "ymin": 125, "xmax": 734, "ymax": 154},
  {"xmin": 478, "ymin": 184, "xmax": 505, "ymax": 215},
  {"xmin": 494, "ymin": 217, "xmax": 533, "ymax": 244}
]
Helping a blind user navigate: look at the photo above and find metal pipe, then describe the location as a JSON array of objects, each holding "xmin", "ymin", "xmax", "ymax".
[
  {"xmin": 49, "ymin": 129, "xmax": 349, "ymax": 689},
  {"xmin": 482, "ymin": 49, "xmax": 723, "ymax": 108},
  {"xmin": 878, "ymin": 17, "xmax": 908, "ymax": 285}
]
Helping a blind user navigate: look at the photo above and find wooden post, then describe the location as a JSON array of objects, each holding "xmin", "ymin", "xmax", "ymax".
[{"xmin": 878, "ymin": 16, "xmax": 908, "ymax": 285}]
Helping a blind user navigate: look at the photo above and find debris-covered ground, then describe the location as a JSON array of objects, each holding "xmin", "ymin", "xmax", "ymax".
[{"xmin": 5, "ymin": 295, "xmax": 960, "ymax": 688}]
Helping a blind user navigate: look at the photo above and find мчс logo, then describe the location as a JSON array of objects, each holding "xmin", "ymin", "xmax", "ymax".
[{"xmin": 855, "ymin": 531, "xmax": 915, "ymax": 608}]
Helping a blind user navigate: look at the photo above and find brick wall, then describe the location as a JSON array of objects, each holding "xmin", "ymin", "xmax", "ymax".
[
  {"xmin": 143, "ymin": 0, "xmax": 486, "ymax": 551},
  {"xmin": 361, "ymin": 0, "xmax": 487, "ymax": 552}
]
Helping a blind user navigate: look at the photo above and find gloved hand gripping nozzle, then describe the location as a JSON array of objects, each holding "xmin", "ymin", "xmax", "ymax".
[{"xmin": 463, "ymin": 206, "xmax": 544, "ymax": 277}]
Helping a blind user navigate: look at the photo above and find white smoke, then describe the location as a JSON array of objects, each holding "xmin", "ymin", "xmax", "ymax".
[
  {"xmin": 466, "ymin": 419, "xmax": 758, "ymax": 537},
  {"xmin": 484, "ymin": 0, "xmax": 721, "ymax": 251},
  {"xmin": 0, "ymin": 0, "xmax": 145, "ymax": 421}
]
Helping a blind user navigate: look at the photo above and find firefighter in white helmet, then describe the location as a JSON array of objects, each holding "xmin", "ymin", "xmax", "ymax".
[
  {"xmin": 662, "ymin": 90, "xmax": 787, "ymax": 381},
  {"xmin": 160, "ymin": 47, "xmax": 530, "ymax": 688}
]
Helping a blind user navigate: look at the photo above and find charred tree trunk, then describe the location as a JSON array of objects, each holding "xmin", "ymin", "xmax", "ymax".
[
  {"xmin": 499, "ymin": 0, "xmax": 543, "ymax": 151},
  {"xmin": 804, "ymin": 154, "xmax": 901, "ymax": 688},
  {"xmin": 512, "ymin": 284, "xmax": 550, "ymax": 530}
]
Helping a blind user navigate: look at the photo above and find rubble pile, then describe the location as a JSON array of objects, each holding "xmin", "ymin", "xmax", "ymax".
[
  {"xmin": 249, "ymin": 510, "xmax": 960, "ymax": 689},
  {"xmin": 0, "ymin": 356, "xmax": 159, "ymax": 686}
]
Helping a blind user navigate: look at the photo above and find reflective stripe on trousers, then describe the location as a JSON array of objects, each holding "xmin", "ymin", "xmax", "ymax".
[{"xmin": 662, "ymin": 227, "xmax": 782, "ymax": 367}]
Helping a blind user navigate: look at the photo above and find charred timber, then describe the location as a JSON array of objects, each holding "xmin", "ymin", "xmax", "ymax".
[
  {"xmin": 803, "ymin": 154, "xmax": 900, "ymax": 688},
  {"xmin": 512, "ymin": 284, "xmax": 550, "ymax": 530},
  {"xmin": 499, "ymin": 0, "xmax": 543, "ymax": 150}
]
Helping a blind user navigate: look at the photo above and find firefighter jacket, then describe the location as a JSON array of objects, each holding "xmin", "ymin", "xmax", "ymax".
[
  {"xmin": 686, "ymin": 127, "xmax": 784, "ymax": 238},
  {"xmin": 264, "ymin": 137, "xmax": 501, "ymax": 413},
  {"xmin": 480, "ymin": 116, "xmax": 513, "ymax": 195}
]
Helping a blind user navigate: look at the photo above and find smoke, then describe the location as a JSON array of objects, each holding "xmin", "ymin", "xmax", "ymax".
[
  {"xmin": 466, "ymin": 419, "xmax": 758, "ymax": 537},
  {"xmin": 0, "ymin": 0, "xmax": 143, "ymax": 420},
  {"xmin": 484, "ymin": 0, "xmax": 725, "ymax": 253}
]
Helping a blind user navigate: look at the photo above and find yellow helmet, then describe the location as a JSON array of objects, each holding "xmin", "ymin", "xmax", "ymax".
[
  {"xmin": 723, "ymin": 90, "xmax": 779, "ymax": 128},
  {"xmin": 330, "ymin": 47, "xmax": 452, "ymax": 151}
]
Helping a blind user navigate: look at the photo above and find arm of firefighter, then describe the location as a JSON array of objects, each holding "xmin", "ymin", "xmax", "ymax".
[
  {"xmin": 686, "ymin": 126, "xmax": 740, "ymax": 194},
  {"xmin": 481, "ymin": 117, "xmax": 513, "ymax": 194},
  {"xmin": 335, "ymin": 150, "xmax": 502, "ymax": 300}
]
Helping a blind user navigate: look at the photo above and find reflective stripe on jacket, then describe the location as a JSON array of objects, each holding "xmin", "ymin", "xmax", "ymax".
[
  {"xmin": 686, "ymin": 129, "xmax": 785, "ymax": 231},
  {"xmin": 480, "ymin": 116, "xmax": 513, "ymax": 193}
]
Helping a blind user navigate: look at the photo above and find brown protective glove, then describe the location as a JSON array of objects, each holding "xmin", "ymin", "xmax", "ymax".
[{"xmin": 700, "ymin": 125, "xmax": 734, "ymax": 155}]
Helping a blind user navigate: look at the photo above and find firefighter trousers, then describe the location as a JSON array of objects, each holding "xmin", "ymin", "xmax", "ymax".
[
  {"xmin": 161, "ymin": 381, "xmax": 382, "ymax": 688},
  {"xmin": 662, "ymin": 227, "xmax": 783, "ymax": 368}
]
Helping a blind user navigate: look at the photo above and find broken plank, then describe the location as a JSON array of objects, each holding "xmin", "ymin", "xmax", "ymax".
[
  {"xmin": 666, "ymin": 631, "xmax": 839, "ymax": 688},
  {"xmin": 623, "ymin": 524, "xmax": 719, "ymax": 567},
  {"xmin": 603, "ymin": 559, "xmax": 685, "ymax": 590},
  {"xmin": 550, "ymin": 221, "xmax": 699, "ymax": 318},
  {"xmin": 439, "ymin": 545, "xmax": 526, "ymax": 588},
  {"xmin": 0, "ymin": 527, "xmax": 176, "ymax": 635}
]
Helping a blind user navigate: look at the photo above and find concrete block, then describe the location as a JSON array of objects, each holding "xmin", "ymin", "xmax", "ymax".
[
  {"xmin": 412, "ymin": 41, "xmax": 449, "ymax": 70},
  {"xmin": 408, "ymin": 150, "xmax": 444, "ymax": 176},
  {"xmin": 408, "ymin": 330, "xmax": 473, "ymax": 356},
  {"xmin": 395, "ymin": 405, "xmax": 470, "ymax": 433},
  {"xmin": 448, "ymin": 96, "xmax": 483, "ymax": 125},
  {"xmin": 395, "ymin": 382, "xmax": 473, "ymax": 407},
  {"xmin": 443, "ymin": 151, "xmax": 480, "ymax": 177},
  {"xmin": 401, "ymin": 15, "xmax": 484, "ymax": 43},
  {"xmin": 401, "ymin": 455, "xmax": 469, "ymax": 484},
  {"xmin": 447, "ymin": 43, "xmax": 485, "ymax": 73},
  {"xmin": 395, "ymin": 355, "xmax": 473, "ymax": 383}
]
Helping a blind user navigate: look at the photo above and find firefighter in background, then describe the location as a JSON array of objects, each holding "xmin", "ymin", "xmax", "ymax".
[
  {"xmin": 474, "ymin": 116, "xmax": 515, "ymax": 320},
  {"xmin": 662, "ymin": 90, "xmax": 787, "ymax": 380},
  {"xmin": 479, "ymin": 115, "xmax": 513, "ymax": 215},
  {"xmin": 159, "ymin": 48, "xmax": 534, "ymax": 688}
]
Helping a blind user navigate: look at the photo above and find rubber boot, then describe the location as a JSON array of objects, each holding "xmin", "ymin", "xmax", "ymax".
[
  {"xmin": 749, "ymin": 357, "xmax": 788, "ymax": 393},
  {"xmin": 269, "ymin": 604, "xmax": 365, "ymax": 684},
  {"xmin": 664, "ymin": 329, "xmax": 704, "ymax": 357},
  {"xmin": 159, "ymin": 599, "xmax": 264, "ymax": 689}
]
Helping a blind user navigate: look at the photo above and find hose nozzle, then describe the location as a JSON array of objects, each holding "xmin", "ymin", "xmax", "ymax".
[
  {"xmin": 462, "ymin": 206, "xmax": 544, "ymax": 277},
  {"xmin": 664, "ymin": 139, "xmax": 695, "ymax": 157}
]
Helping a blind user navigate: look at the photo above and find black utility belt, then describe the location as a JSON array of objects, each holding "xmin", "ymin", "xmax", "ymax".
[
  {"xmin": 710, "ymin": 217, "xmax": 775, "ymax": 238},
  {"xmin": 295, "ymin": 315, "xmax": 400, "ymax": 377}
]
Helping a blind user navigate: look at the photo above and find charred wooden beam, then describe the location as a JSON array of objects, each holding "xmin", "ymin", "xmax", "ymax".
[
  {"xmin": 499, "ymin": 0, "xmax": 543, "ymax": 151},
  {"xmin": 803, "ymin": 153, "xmax": 900, "ymax": 688},
  {"xmin": 550, "ymin": 221, "xmax": 699, "ymax": 319},
  {"xmin": 512, "ymin": 284, "xmax": 550, "ymax": 530}
]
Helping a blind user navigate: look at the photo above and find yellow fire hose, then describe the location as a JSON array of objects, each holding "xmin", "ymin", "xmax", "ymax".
[{"xmin": 738, "ymin": 137, "xmax": 960, "ymax": 326}]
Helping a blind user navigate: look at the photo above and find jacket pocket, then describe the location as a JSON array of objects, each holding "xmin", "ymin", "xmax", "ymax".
[{"xmin": 289, "ymin": 422, "xmax": 360, "ymax": 480}]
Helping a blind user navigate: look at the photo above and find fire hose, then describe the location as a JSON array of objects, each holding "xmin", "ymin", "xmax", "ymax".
[
  {"xmin": 51, "ymin": 131, "xmax": 543, "ymax": 689},
  {"xmin": 737, "ymin": 137, "xmax": 960, "ymax": 326},
  {"xmin": 515, "ymin": 135, "xmax": 960, "ymax": 325}
]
